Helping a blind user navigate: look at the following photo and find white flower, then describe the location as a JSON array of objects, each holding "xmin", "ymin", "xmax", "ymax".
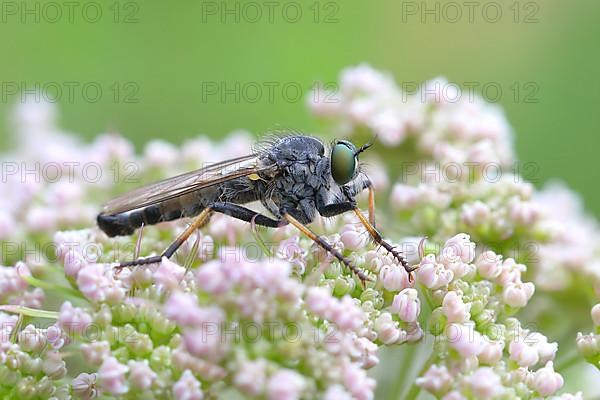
[{"xmin": 530, "ymin": 361, "xmax": 563, "ymax": 396}]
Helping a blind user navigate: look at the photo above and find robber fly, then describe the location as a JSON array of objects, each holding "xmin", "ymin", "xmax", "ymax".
[{"xmin": 97, "ymin": 134, "xmax": 415, "ymax": 282}]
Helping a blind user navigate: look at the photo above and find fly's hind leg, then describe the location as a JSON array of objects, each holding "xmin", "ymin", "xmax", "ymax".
[
  {"xmin": 116, "ymin": 207, "xmax": 214, "ymax": 269},
  {"xmin": 116, "ymin": 202, "xmax": 284, "ymax": 270}
]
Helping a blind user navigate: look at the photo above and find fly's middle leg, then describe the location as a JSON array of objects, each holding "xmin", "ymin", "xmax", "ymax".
[
  {"xmin": 283, "ymin": 212, "xmax": 371, "ymax": 284},
  {"xmin": 317, "ymin": 199, "xmax": 415, "ymax": 276},
  {"xmin": 352, "ymin": 208, "xmax": 417, "ymax": 274}
]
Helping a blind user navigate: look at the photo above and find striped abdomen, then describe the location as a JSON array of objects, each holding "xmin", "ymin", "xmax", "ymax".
[
  {"xmin": 97, "ymin": 190, "xmax": 212, "ymax": 237},
  {"xmin": 97, "ymin": 178, "xmax": 261, "ymax": 237}
]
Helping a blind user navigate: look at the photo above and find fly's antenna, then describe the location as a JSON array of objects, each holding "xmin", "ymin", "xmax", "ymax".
[{"xmin": 355, "ymin": 134, "xmax": 377, "ymax": 157}]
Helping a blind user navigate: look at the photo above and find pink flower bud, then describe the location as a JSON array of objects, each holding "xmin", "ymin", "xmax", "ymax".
[
  {"xmin": 72, "ymin": 372, "xmax": 97, "ymax": 400},
  {"xmin": 154, "ymin": 257, "xmax": 186, "ymax": 290},
  {"xmin": 390, "ymin": 184, "xmax": 422, "ymax": 210},
  {"xmin": 332, "ymin": 296, "xmax": 367, "ymax": 331},
  {"xmin": 460, "ymin": 201, "xmax": 490, "ymax": 226},
  {"xmin": 442, "ymin": 291, "xmax": 471, "ymax": 323},
  {"xmin": 509, "ymin": 340, "xmax": 539, "ymax": 367},
  {"xmin": 503, "ymin": 282, "xmax": 535, "ymax": 308},
  {"xmin": 266, "ymin": 369, "xmax": 305, "ymax": 400},
  {"xmin": 0, "ymin": 212, "xmax": 16, "ymax": 240},
  {"xmin": 508, "ymin": 198, "xmax": 540, "ymax": 226},
  {"xmin": 81, "ymin": 341, "xmax": 111, "ymax": 366},
  {"xmin": 353, "ymin": 337, "xmax": 379, "ymax": 369},
  {"xmin": 374, "ymin": 313, "xmax": 405, "ymax": 345},
  {"xmin": 128, "ymin": 360, "xmax": 157, "ymax": 390},
  {"xmin": 591, "ymin": 304, "xmax": 600, "ymax": 327},
  {"xmin": 528, "ymin": 332, "xmax": 558, "ymax": 363},
  {"xmin": 340, "ymin": 224, "xmax": 368, "ymax": 251},
  {"xmin": 576, "ymin": 332, "xmax": 600, "ymax": 358},
  {"xmin": 478, "ymin": 340, "xmax": 504, "ymax": 365},
  {"xmin": 18, "ymin": 324, "xmax": 46, "ymax": 353},
  {"xmin": 440, "ymin": 234, "xmax": 475, "ymax": 264},
  {"xmin": 63, "ymin": 249, "xmax": 87, "ymax": 279},
  {"xmin": 415, "ymin": 364, "xmax": 453, "ymax": 396},
  {"xmin": 306, "ymin": 287, "xmax": 334, "ymax": 318},
  {"xmin": 342, "ymin": 363, "xmax": 376, "ymax": 400},
  {"xmin": 26, "ymin": 206, "xmax": 56, "ymax": 232},
  {"xmin": 391, "ymin": 288, "xmax": 420, "ymax": 323},
  {"xmin": 195, "ymin": 260, "xmax": 232, "ymax": 295},
  {"xmin": 98, "ymin": 357, "xmax": 129, "ymax": 395},
  {"xmin": 173, "ymin": 370, "xmax": 204, "ymax": 400},
  {"xmin": 183, "ymin": 327, "xmax": 225, "ymax": 362},
  {"xmin": 475, "ymin": 251, "xmax": 503, "ymax": 280},
  {"xmin": 234, "ymin": 359, "xmax": 266, "ymax": 396},
  {"xmin": 496, "ymin": 258, "xmax": 525, "ymax": 286},
  {"xmin": 144, "ymin": 140, "xmax": 179, "ymax": 168},
  {"xmin": 447, "ymin": 323, "xmax": 484, "ymax": 358},
  {"xmin": 530, "ymin": 361, "xmax": 563, "ymax": 396},
  {"xmin": 76, "ymin": 264, "xmax": 113, "ymax": 303},
  {"xmin": 467, "ymin": 367, "xmax": 502, "ymax": 399},
  {"xmin": 324, "ymin": 385, "xmax": 353, "ymax": 400},
  {"xmin": 442, "ymin": 390, "xmax": 467, "ymax": 400},
  {"xmin": 58, "ymin": 301, "xmax": 93, "ymax": 335},
  {"xmin": 416, "ymin": 255, "xmax": 454, "ymax": 290},
  {"xmin": 379, "ymin": 265, "xmax": 410, "ymax": 292}
]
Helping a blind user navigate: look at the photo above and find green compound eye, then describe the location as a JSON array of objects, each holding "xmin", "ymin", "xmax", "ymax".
[{"xmin": 330, "ymin": 141, "xmax": 357, "ymax": 185}]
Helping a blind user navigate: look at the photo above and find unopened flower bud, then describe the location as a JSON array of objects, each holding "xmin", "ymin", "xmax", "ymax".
[
  {"xmin": 530, "ymin": 361, "xmax": 563, "ymax": 396},
  {"xmin": 391, "ymin": 288, "xmax": 421, "ymax": 323}
]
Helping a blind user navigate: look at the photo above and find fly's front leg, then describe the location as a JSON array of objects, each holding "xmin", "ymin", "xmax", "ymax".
[
  {"xmin": 343, "ymin": 178, "xmax": 376, "ymax": 227},
  {"xmin": 283, "ymin": 212, "xmax": 371, "ymax": 283},
  {"xmin": 367, "ymin": 184, "xmax": 376, "ymax": 227},
  {"xmin": 353, "ymin": 208, "xmax": 417, "ymax": 275}
]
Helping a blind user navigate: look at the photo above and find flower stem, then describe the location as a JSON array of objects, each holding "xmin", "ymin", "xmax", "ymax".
[
  {"xmin": 404, "ymin": 349, "xmax": 436, "ymax": 400},
  {"xmin": 555, "ymin": 347, "xmax": 583, "ymax": 373},
  {"xmin": 19, "ymin": 268, "xmax": 83, "ymax": 300},
  {"xmin": 0, "ymin": 305, "xmax": 59, "ymax": 319}
]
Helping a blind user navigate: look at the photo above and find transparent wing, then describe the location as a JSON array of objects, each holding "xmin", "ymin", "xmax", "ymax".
[{"xmin": 102, "ymin": 153, "xmax": 274, "ymax": 214}]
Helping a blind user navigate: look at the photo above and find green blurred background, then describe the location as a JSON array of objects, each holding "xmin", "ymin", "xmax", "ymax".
[{"xmin": 0, "ymin": 0, "xmax": 598, "ymax": 217}]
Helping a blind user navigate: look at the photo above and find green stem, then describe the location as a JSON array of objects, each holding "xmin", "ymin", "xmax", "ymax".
[
  {"xmin": 420, "ymin": 284, "xmax": 437, "ymax": 311},
  {"xmin": 391, "ymin": 344, "xmax": 417, "ymax": 399},
  {"xmin": 555, "ymin": 348, "xmax": 583, "ymax": 373},
  {"xmin": 0, "ymin": 305, "xmax": 60, "ymax": 319},
  {"xmin": 252, "ymin": 226, "xmax": 273, "ymax": 258},
  {"xmin": 20, "ymin": 270, "xmax": 83, "ymax": 300},
  {"xmin": 405, "ymin": 349, "xmax": 437, "ymax": 400}
]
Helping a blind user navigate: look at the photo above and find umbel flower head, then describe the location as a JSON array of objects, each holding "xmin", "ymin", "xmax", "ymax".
[{"xmin": 0, "ymin": 66, "xmax": 594, "ymax": 399}]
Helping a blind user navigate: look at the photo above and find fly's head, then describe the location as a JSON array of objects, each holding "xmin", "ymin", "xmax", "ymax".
[
  {"xmin": 329, "ymin": 138, "xmax": 373, "ymax": 197},
  {"xmin": 329, "ymin": 140, "xmax": 373, "ymax": 201}
]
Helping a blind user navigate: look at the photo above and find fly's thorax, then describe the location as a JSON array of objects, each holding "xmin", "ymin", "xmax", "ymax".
[{"xmin": 268, "ymin": 135, "xmax": 325, "ymax": 161}]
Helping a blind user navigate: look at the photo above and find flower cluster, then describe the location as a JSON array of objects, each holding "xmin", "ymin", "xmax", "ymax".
[{"xmin": 0, "ymin": 65, "xmax": 595, "ymax": 399}]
